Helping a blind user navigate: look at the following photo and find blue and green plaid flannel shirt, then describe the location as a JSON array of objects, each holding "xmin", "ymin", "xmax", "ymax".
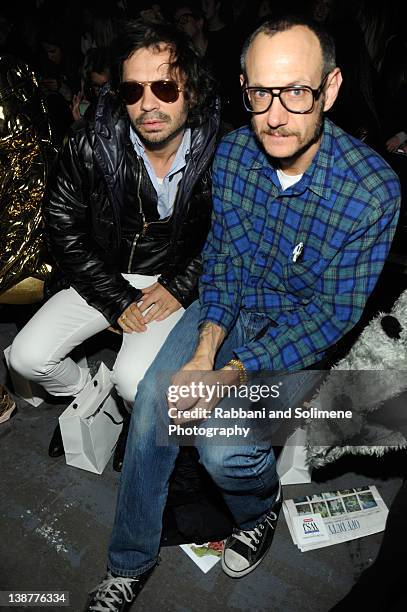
[{"xmin": 199, "ymin": 118, "xmax": 401, "ymax": 371}]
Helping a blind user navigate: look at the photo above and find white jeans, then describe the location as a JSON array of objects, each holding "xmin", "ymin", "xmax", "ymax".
[{"xmin": 9, "ymin": 274, "xmax": 185, "ymax": 404}]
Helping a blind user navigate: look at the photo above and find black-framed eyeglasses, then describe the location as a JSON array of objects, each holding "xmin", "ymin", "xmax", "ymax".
[
  {"xmin": 119, "ymin": 80, "xmax": 183, "ymax": 105},
  {"xmin": 242, "ymin": 73, "xmax": 330, "ymax": 115}
]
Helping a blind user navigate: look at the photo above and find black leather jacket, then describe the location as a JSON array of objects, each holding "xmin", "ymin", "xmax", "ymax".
[{"xmin": 44, "ymin": 86, "xmax": 220, "ymax": 326}]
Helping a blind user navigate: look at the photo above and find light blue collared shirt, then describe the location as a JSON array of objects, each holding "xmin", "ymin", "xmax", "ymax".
[{"xmin": 129, "ymin": 127, "xmax": 191, "ymax": 219}]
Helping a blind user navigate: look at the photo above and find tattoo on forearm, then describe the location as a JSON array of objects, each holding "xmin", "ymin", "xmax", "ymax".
[
  {"xmin": 198, "ymin": 322, "xmax": 225, "ymax": 355},
  {"xmin": 199, "ymin": 322, "xmax": 215, "ymax": 337}
]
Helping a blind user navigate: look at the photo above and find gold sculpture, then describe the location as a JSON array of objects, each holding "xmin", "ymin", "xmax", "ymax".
[{"xmin": 0, "ymin": 55, "xmax": 56, "ymax": 304}]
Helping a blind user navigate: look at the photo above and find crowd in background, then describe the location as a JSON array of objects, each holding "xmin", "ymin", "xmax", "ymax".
[
  {"xmin": 1, "ymin": 0, "xmax": 406, "ymax": 149},
  {"xmin": 1, "ymin": 0, "xmax": 407, "ymax": 198}
]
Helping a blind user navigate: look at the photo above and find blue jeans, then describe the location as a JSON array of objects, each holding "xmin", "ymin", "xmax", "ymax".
[{"xmin": 107, "ymin": 301, "xmax": 319, "ymax": 577}]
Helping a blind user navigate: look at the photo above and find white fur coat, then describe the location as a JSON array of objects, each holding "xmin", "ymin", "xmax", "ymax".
[{"xmin": 306, "ymin": 288, "xmax": 407, "ymax": 468}]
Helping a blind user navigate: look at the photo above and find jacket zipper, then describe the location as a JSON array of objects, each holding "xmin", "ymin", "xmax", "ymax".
[
  {"xmin": 127, "ymin": 220, "xmax": 149, "ymax": 272},
  {"xmin": 127, "ymin": 164, "xmax": 181, "ymax": 272},
  {"xmin": 127, "ymin": 169, "xmax": 147, "ymax": 272}
]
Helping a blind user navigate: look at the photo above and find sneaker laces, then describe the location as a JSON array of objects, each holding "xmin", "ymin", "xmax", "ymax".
[
  {"xmin": 232, "ymin": 511, "xmax": 279, "ymax": 551},
  {"xmin": 88, "ymin": 575, "xmax": 138, "ymax": 612}
]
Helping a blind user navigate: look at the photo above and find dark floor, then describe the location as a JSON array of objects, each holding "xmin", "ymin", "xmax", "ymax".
[{"xmin": 1, "ymin": 259, "xmax": 406, "ymax": 612}]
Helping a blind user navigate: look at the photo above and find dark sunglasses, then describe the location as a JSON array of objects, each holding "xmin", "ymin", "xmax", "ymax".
[{"xmin": 118, "ymin": 80, "xmax": 183, "ymax": 105}]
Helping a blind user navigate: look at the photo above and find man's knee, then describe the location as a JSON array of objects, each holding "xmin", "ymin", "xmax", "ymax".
[
  {"xmin": 9, "ymin": 332, "xmax": 52, "ymax": 380},
  {"xmin": 198, "ymin": 444, "xmax": 273, "ymax": 478},
  {"xmin": 197, "ymin": 444, "xmax": 229, "ymax": 481},
  {"xmin": 112, "ymin": 338, "xmax": 170, "ymax": 404},
  {"xmin": 112, "ymin": 365, "xmax": 139, "ymax": 405},
  {"xmin": 112, "ymin": 359, "xmax": 164, "ymax": 406}
]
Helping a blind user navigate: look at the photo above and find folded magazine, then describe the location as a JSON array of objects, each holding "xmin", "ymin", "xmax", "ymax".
[{"xmin": 283, "ymin": 485, "xmax": 388, "ymax": 552}]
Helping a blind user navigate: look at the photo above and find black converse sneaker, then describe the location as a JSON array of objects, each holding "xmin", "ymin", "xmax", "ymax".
[
  {"xmin": 222, "ymin": 484, "xmax": 282, "ymax": 578},
  {"xmin": 84, "ymin": 566, "xmax": 156, "ymax": 612}
]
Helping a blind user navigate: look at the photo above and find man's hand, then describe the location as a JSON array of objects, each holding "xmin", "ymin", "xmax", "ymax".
[
  {"xmin": 139, "ymin": 282, "xmax": 182, "ymax": 323},
  {"xmin": 170, "ymin": 356, "xmax": 214, "ymax": 412},
  {"xmin": 168, "ymin": 362, "xmax": 240, "ymax": 424},
  {"xmin": 71, "ymin": 92, "xmax": 83, "ymax": 121},
  {"xmin": 166, "ymin": 320, "xmax": 232, "ymax": 422},
  {"xmin": 117, "ymin": 302, "xmax": 147, "ymax": 333}
]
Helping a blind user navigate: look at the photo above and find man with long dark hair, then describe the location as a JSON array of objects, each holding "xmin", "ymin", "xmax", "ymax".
[{"xmin": 9, "ymin": 19, "xmax": 219, "ymax": 469}]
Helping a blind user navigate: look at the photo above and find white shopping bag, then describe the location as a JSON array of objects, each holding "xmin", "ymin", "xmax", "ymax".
[
  {"xmin": 59, "ymin": 363, "xmax": 123, "ymax": 474},
  {"xmin": 277, "ymin": 428, "xmax": 312, "ymax": 485}
]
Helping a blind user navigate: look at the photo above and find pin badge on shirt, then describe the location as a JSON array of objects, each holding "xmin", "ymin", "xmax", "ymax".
[{"xmin": 292, "ymin": 242, "xmax": 304, "ymax": 263}]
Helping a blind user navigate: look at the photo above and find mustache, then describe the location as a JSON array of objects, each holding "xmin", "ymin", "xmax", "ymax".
[
  {"xmin": 262, "ymin": 127, "xmax": 299, "ymax": 137},
  {"xmin": 135, "ymin": 112, "xmax": 170, "ymax": 125}
]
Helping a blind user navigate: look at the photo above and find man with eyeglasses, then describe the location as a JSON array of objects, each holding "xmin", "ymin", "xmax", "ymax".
[
  {"xmin": 79, "ymin": 14, "xmax": 400, "ymax": 612},
  {"xmin": 9, "ymin": 19, "xmax": 219, "ymax": 469}
]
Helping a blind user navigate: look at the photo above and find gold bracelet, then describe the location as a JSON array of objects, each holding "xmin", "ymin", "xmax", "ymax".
[{"xmin": 227, "ymin": 359, "xmax": 248, "ymax": 386}]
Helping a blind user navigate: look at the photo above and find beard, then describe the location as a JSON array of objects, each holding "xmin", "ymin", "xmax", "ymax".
[
  {"xmin": 130, "ymin": 105, "xmax": 188, "ymax": 149},
  {"xmin": 253, "ymin": 100, "xmax": 325, "ymax": 165}
]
